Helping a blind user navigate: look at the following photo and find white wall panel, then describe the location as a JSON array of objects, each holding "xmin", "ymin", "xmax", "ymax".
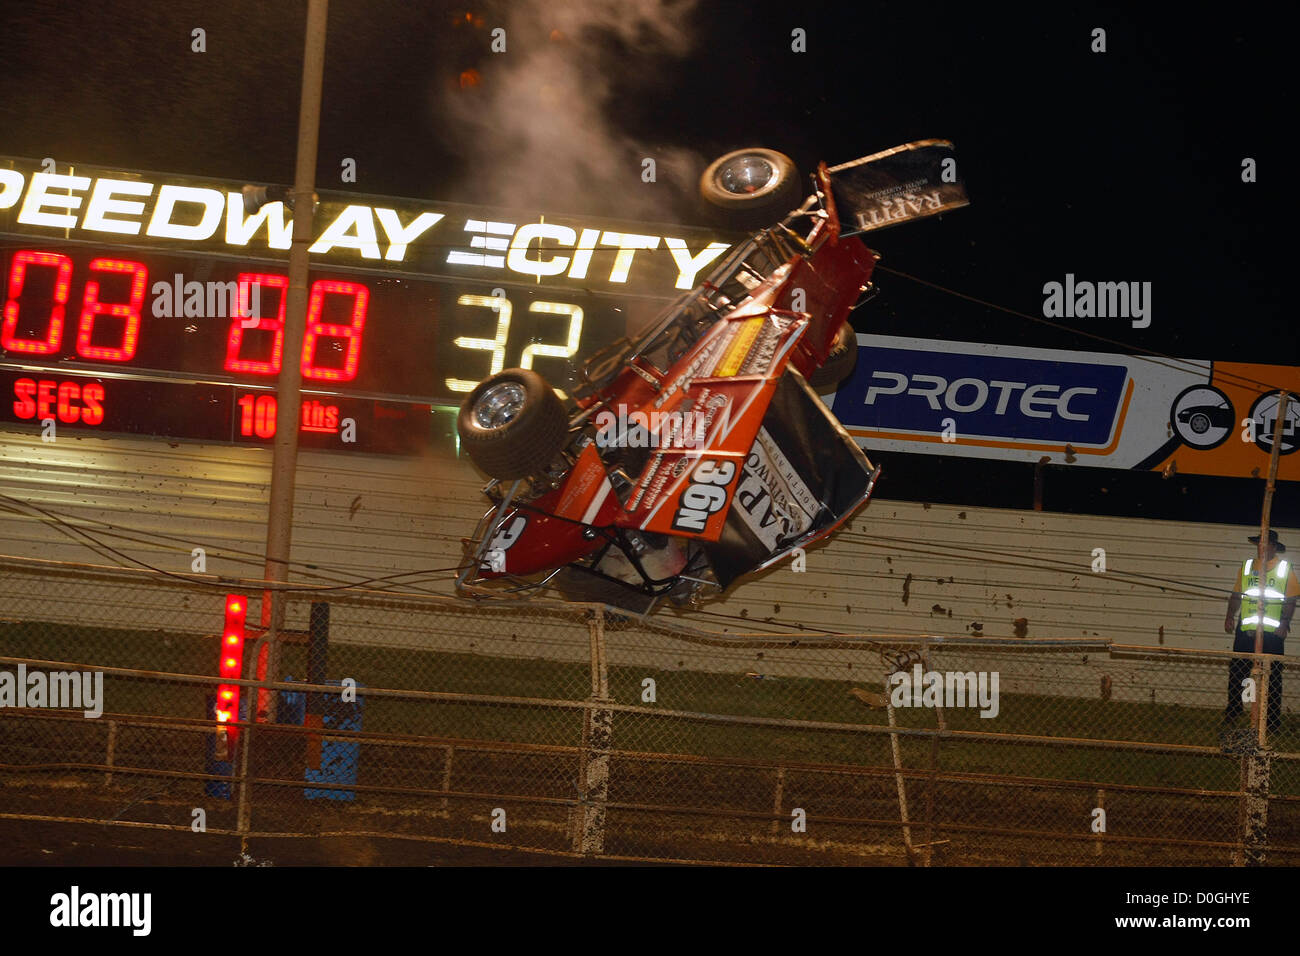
[{"xmin": 1, "ymin": 429, "xmax": 1294, "ymax": 655}]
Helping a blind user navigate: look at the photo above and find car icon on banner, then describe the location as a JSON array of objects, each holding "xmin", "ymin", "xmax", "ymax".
[{"xmin": 1170, "ymin": 385, "xmax": 1234, "ymax": 449}]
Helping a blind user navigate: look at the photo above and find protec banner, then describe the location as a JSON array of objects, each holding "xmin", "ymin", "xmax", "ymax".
[{"xmin": 826, "ymin": 334, "xmax": 1300, "ymax": 480}]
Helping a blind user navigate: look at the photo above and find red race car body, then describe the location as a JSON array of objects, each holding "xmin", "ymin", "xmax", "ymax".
[{"xmin": 455, "ymin": 143, "xmax": 967, "ymax": 614}]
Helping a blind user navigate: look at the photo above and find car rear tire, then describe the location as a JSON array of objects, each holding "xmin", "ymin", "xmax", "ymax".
[
  {"xmin": 808, "ymin": 324, "xmax": 858, "ymax": 393},
  {"xmin": 699, "ymin": 147, "xmax": 803, "ymax": 230},
  {"xmin": 458, "ymin": 368, "xmax": 568, "ymax": 479}
]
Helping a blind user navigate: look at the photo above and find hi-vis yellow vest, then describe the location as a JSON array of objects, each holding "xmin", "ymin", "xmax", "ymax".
[{"xmin": 1240, "ymin": 558, "xmax": 1290, "ymax": 631}]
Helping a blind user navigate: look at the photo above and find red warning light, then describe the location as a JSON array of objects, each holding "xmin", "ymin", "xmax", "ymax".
[{"xmin": 217, "ymin": 594, "xmax": 248, "ymax": 745}]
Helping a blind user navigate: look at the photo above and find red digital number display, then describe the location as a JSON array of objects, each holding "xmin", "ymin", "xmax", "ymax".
[
  {"xmin": 4, "ymin": 251, "xmax": 373, "ymax": 383},
  {"xmin": 12, "ymin": 377, "xmax": 107, "ymax": 424},
  {"xmin": 236, "ymin": 392, "xmax": 342, "ymax": 439},
  {"xmin": 302, "ymin": 280, "xmax": 367, "ymax": 382},
  {"xmin": 78, "ymin": 258, "xmax": 148, "ymax": 361},
  {"xmin": 224, "ymin": 272, "xmax": 288, "ymax": 375},
  {"xmin": 2, "ymin": 250, "xmax": 72, "ymax": 354},
  {"xmin": 0, "ymin": 245, "xmax": 620, "ymax": 407}
]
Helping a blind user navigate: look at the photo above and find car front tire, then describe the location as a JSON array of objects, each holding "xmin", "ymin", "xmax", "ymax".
[
  {"xmin": 699, "ymin": 147, "xmax": 803, "ymax": 230},
  {"xmin": 457, "ymin": 368, "xmax": 568, "ymax": 479}
]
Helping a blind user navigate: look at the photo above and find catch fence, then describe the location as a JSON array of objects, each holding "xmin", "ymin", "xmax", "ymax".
[{"xmin": 1, "ymin": 554, "xmax": 1296, "ymax": 865}]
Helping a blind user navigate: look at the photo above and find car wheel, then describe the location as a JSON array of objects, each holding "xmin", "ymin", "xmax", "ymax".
[
  {"xmin": 457, "ymin": 368, "xmax": 568, "ymax": 479},
  {"xmin": 699, "ymin": 147, "xmax": 803, "ymax": 230},
  {"xmin": 1189, "ymin": 412, "xmax": 1211, "ymax": 434},
  {"xmin": 807, "ymin": 324, "xmax": 859, "ymax": 393}
]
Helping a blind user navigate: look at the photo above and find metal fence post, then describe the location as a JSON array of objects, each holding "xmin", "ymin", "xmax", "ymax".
[
  {"xmin": 1239, "ymin": 650, "xmax": 1272, "ymax": 866},
  {"xmin": 770, "ymin": 766, "xmax": 786, "ymax": 837},
  {"xmin": 1237, "ymin": 391, "xmax": 1289, "ymax": 865},
  {"xmin": 1093, "ymin": 788, "xmax": 1105, "ymax": 858},
  {"xmin": 236, "ymin": 635, "xmax": 272, "ymax": 848},
  {"xmin": 572, "ymin": 606, "xmax": 612, "ymax": 856},
  {"xmin": 440, "ymin": 745, "xmax": 454, "ymax": 815},
  {"xmin": 104, "ymin": 719, "xmax": 117, "ymax": 788},
  {"xmin": 919, "ymin": 644, "xmax": 946, "ymax": 865},
  {"xmin": 882, "ymin": 658, "xmax": 917, "ymax": 864},
  {"xmin": 1241, "ymin": 747, "xmax": 1271, "ymax": 866}
]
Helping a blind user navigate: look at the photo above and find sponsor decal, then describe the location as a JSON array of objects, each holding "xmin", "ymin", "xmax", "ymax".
[
  {"xmin": 671, "ymin": 458, "xmax": 736, "ymax": 532},
  {"xmin": 651, "ymin": 331, "xmax": 726, "ymax": 410},
  {"xmin": 840, "ymin": 342, "xmax": 1128, "ymax": 446},
  {"xmin": 714, "ymin": 317, "xmax": 763, "ymax": 377},
  {"xmin": 738, "ymin": 318, "xmax": 785, "ymax": 376},
  {"xmin": 827, "ymin": 335, "xmax": 1300, "ymax": 480},
  {"xmin": 732, "ymin": 427, "xmax": 818, "ymax": 551},
  {"xmin": 828, "ymin": 140, "xmax": 969, "ymax": 235}
]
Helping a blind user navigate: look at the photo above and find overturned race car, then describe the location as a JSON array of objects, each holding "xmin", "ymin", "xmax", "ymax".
[{"xmin": 454, "ymin": 141, "xmax": 968, "ymax": 615}]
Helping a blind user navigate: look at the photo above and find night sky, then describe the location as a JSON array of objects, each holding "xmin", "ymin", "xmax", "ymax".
[{"xmin": 0, "ymin": 0, "xmax": 1293, "ymax": 524}]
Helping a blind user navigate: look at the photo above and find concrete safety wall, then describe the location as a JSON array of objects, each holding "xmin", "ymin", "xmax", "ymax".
[{"xmin": 0, "ymin": 428, "xmax": 1295, "ymax": 658}]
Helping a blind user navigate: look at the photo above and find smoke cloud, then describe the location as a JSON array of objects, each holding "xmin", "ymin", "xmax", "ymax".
[{"xmin": 436, "ymin": 0, "xmax": 705, "ymax": 220}]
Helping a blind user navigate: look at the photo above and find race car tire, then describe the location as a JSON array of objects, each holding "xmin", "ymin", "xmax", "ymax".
[
  {"xmin": 808, "ymin": 323, "xmax": 859, "ymax": 393},
  {"xmin": 699, "ymin": 147, "xmax": 803, "ymax": 230},
  {"xmin": 1189, "ymin": 412, "xmax": 1211, "ymax": 435},
  {"xmin": 458, "ymin": 368, "xmax": 568, "ymax": 480}
]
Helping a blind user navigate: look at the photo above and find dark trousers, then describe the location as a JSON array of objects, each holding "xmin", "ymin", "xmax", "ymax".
[{"xmin": 1224, "ymin": 626, "xmax": 1285, "ymax": 733}]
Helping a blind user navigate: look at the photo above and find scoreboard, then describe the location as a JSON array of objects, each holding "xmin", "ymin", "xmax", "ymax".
[{"xmin": 0, "ymin": 157, "xmax": 732, "ymax": 454}]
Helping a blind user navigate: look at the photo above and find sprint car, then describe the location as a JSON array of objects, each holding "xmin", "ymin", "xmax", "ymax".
[{"xmin": 454, "ymin": 141, "xmax": 968, "ymax": 614}]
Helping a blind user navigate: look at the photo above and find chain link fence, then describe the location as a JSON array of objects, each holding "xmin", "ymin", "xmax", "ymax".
[{"xmin": 2, "ymin": 553, "xmax": 1298, "ymax": 865}]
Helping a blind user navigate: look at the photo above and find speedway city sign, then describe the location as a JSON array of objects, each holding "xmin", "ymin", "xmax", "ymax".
[{"xmin": 0, "ymin": 156, "xmax": 730, "ymax": 297}]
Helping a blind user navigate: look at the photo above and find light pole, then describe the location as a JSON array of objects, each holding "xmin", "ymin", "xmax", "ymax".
[{"xmin": 259, "ymin": 0, "xmax": 329, "ymax": 719}]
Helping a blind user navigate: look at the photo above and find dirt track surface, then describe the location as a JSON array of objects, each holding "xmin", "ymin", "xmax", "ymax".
[{"xmin": 0, "ymin": 818, "xmax": 598, "ymax": 867}]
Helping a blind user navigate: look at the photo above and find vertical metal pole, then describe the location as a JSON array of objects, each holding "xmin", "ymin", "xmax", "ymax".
[
  {"xmin": 574, "ymin": 607, "xmax": 611, "ymax": 855},
  {"xmin": 770, "ymin": 766, "xmax": 786, "ymax": 837},
  {"xmin": 1239, "ymin": 391, "xmax": 1288, "ymax": 865},
  {"xmin": 261, "ymin": 0, "xmax": 330, "ymax": 721},
  {"xmin": 921, "ymin": 646, "xmax": 944, "ymax": 865},
  {"xmin": 104, "ymin": 720, "xmax": 117, "ymax": 788},
  {"xmin": 305, "ymin": 602, "xmax": 329, "ymax": 769},
  {"xmin": 440, "ymin": 745, "xmax": 454, "ymax": 815},
  {"xmin": 1251, "ymin": 392, "xmax": 1289, "ymax": 744},
  {"xmin": 1093, "ymin": 788, "xmax": 1105, "ymax": 858},
  {"xmin": 1032, "ymin": 457, "xmax": 1047, "ymax": 511},
  {"xmin": 883, "ymin": 667, "xmax": 916, "ymax": 864},
  {"xmin": 237, "ymin": 635, "xmax": 272, "ymax": 843}
]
